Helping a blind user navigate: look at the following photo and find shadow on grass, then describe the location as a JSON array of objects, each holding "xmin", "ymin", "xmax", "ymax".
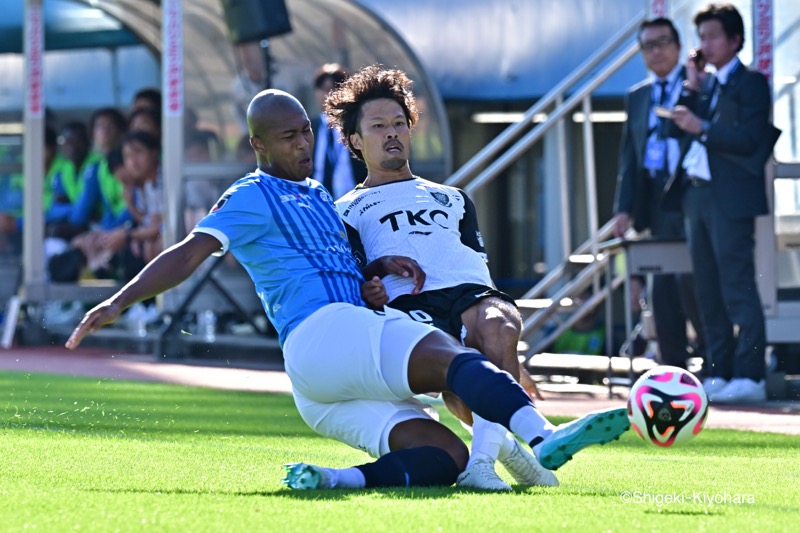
[{"xmin": 84, "ymin": 486, "xmax": 462, "ymax": 500}]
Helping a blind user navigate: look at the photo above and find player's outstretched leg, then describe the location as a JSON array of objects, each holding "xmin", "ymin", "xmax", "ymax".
[
  {"xmin": 282, "ymin": 445, "xmax": 462, "ymax": 490},
  {"xmin": 409, "ymin": 333, "xmax": 629, "ymax": 473},
  {"xmin": 532, "ymin": 407, "xmax": 630, "ymax": 471},
  {"xmin": 283, "ymin": 419, "xmax": 467, "ymax": 490}
]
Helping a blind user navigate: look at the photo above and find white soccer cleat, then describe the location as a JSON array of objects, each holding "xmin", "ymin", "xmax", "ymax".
[
  {"xmin": 499, "ymin": 438, "xmax": 559, "ymax": 487},
  {"xmin": 456, "ymin": 458, "xmax": 513, "ymax": 491}
]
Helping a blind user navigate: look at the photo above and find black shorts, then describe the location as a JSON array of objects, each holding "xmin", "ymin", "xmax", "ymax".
[{"xmin": 389, "ymin": 283, "xmax": 516, "ymax": 341}]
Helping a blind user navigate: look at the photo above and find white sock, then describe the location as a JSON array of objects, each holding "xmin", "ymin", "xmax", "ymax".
[
  {"xmin": 509, "ymin": 405, "xmax": 556, "ymax": 454},
  {"xmin": 322, "ymin": 467, "xmax": 366, "ymax": 489},
  {"xmin": 496, "ymin": 431, "xmax": 518, "ymax": 461},
  {"xmin": 467, "ymin": 414, "xmax": 506, "ymax": 467}
]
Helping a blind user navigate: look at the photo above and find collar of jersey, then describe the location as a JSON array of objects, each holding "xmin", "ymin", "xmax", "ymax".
[
  {"xmin": 356, "ymin": 176, "xmax": 419, "ymax": 189},
  {"xmin": 255, "ymin": 168, "xmax": 310, "ymax": 186}
]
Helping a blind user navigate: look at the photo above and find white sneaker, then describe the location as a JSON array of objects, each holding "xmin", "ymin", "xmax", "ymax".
[
  {"xmin": 456, "ymin": 458, "xmax": 512, "ymax": 491},
  {"xmin": 708, "ymin": 378, "xmax": 766, "ymax": 404},
  {"xmin": 499, "ymin": 438, "xmax": 559, "ymax": 487},
  {"xmin": 702, "ymin": 377, "xmax": 729, "ymax": 396}
]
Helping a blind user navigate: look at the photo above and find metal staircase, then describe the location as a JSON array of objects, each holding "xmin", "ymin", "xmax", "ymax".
[{"xmin": 444, "ymin": 11, "xmax": 647, "ymax": 372}]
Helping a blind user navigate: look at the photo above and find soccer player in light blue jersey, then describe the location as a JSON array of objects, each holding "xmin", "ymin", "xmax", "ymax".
[{"xmin": 66, "ymin": 89, "xmax": 629, "ymax": 490}]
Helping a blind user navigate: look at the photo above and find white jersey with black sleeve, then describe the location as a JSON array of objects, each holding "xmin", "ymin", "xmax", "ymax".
[{"xmin": 335, "ymin": 176, "xmax": 493, "ymax": 302}]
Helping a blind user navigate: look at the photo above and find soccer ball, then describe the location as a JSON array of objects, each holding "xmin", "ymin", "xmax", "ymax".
[{"xmin": 627, "ymin": 366, "xmax": 708, "ymax": 447}]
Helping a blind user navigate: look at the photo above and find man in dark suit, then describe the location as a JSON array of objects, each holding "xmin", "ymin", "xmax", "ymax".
[
  {"xmin": 613, "ymin": 17, "xmax": 704, "ymax": 370},
  {"xmin": 669, "ymin": 3, "xmax": 778, "ymax": 403},
  {"xmin": 311, "ymin": 64, "xmax": 367, "ymax": 199}
]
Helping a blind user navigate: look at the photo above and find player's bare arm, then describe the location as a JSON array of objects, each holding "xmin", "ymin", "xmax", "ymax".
[{"xmin": 65, "ymin": 232, "xmax": 221, "ymax": 350}]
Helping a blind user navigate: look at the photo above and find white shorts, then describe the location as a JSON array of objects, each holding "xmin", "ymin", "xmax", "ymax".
[{"xmin": 283, "ymin": 303, "xmax": 439, "ymax": 457}]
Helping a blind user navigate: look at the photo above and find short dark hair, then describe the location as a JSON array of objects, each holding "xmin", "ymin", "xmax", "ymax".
[
  {"xmin": 324, "ymin": 65, "xmax": 419, "ymax": 161},
  {"xmin": 60, "ymin": 121, "xmax": 89, "ymax": 142},
  {"xmin": 128, "ymin": 108, "xmax": 162, "ymax": 133},
  {"xmin": 132, "ymin": 87, "xmax": 162, "ymax": 112},
  {"xmin": 314, "ymin": 63, "xmax": 350, "ymax": 90},
  {"xmin": 694, "ymin": 3, "xmax": 745, "ymax": 52},
  {"xmin": 638, "ymin": 17, "xmax": 681, "ymax": 47},
  {"xmin": 90, "ymin": 107, "xmax": 127, "ymax": 136},
  {"xmin": 122, "ymin": 130, "xmax": 160, "ymax": 152}
]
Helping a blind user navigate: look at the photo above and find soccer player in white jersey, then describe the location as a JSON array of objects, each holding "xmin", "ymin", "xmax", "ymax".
[
  {"xmin": 65, "ymin": 89, "xmax": 629, "ymax": 491},
  {"xmin": 327, "ymin": 66, "xmax": 555, "ymax": 491}
]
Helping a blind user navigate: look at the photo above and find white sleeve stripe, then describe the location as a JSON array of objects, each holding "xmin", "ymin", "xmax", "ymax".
[{"xmin": 193, "ymin": 227, "xmax": 229, "ymax": 256}]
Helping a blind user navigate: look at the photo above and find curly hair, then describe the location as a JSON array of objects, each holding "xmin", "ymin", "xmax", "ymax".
[{"xmin": 324, "ymin": 65, "xmax": 419, "ymax": 161}]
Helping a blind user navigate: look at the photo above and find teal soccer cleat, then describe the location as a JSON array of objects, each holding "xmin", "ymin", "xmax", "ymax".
[
  {"xmin": 282, "ymin": 463, "xmax": 325, "ymax": 490},
  {"xmin": 536, "ymin": 407, "xmax": 630, "ymax": 471}
]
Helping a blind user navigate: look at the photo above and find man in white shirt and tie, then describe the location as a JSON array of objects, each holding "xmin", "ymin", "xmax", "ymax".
[
  {"xmin": 668, "ymin": 3, "xmax": 779, "ymax": 403},
  {"xmin": 612, "ymin": 17, "xmax": 705, "ymax": 373}
]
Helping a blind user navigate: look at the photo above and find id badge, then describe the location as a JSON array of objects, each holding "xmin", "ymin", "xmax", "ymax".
[{"xmin": 644, "ymin": 139, "xmax": 667, "ymax": 172}]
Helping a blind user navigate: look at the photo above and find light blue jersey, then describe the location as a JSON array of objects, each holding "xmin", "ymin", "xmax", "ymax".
[{"xmin": 194, "ymin": 169, "xmax": 365, "ymax": 346}]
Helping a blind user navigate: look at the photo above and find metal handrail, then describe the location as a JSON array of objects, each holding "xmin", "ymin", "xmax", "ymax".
[
  {"xmin": 438, "ymin": 10, "xmax": 650, "ymax": 361},
  {"xmin": 462, "ymin": 40, "xmax": 641, "ymax": 196},
  {"xmin": 444, "ymin": 10, "xmax": 645, "ymax": 189},
  {"xmin": 525, "ymin": 271, "xmax": 626, "ymax": 358},
  {"xmin": 518, "ymin": 219, "xmax": 615, "ymax": 301},
  {"xmin": 521, "ymin": 251, "xmax": 611, "ymax": 337}
]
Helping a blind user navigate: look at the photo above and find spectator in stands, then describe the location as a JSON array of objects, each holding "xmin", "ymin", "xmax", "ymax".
[
  {"xmin": 549, "ymin": 291, "xmax": 605, "ymax": 356},
  {"xmin": 130, "ymin": 88, "xmax": 162, "ymax": 115},
  {"xmin": 45, "ymin": 122, "xmax": 97, "ymax": 241},
  {"xmin": 121, "ymin": 131, "xmax": 163, "ymax": 265},
  {"xmin": 312, "ymin": 63, "xmax": 366, "ymax": 198},
  {"xmin": 128, "ymin": 108, "xmax": 161, "ymax": 141},
  {"xmin": 90, "ymin": 107, "xmax": 127, "ymax": 156},
  {"xmin": 50, "ymin": 146, "xmax": 136, "ymax": 282},
  {"xmin": 0, "ymin": 129, "xmax": 60, "ymax": 255},
  {"xmin": 185, "ymin": 107, "xmax": 223, "ymax": 160}
]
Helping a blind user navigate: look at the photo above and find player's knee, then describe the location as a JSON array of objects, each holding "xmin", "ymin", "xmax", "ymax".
[
  {"xmin": 478, "ymin": 305, "xmax": 521, "ymax": 342},
  {"xmin": 473, "ymin": 314, "xmax": 520, "ymax": 368}
]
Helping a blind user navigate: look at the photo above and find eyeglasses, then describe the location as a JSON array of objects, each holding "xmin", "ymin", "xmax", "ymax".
[{"xmin": 641, "ymin": 37, "xmax": 676, "ymax": 52}]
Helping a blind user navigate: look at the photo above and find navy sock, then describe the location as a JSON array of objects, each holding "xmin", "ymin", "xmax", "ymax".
[
  {"xmin": 356, "ymin": 446, "xmax": 460, "ymax": 487},
  {"xmin": 446, "ymin": 352, "xmax": 533, "ymax": 428}
]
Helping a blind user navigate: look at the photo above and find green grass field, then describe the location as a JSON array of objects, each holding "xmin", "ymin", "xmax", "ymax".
[{"xmin": 1, "ymin": 371, "xmax": 798, "ymax": 532}]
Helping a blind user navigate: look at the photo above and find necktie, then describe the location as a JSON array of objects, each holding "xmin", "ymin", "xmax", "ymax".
[
  {"xmin": 656, "ymin": 80, "xmax": 670, "ymax": 179},
  {"xmin": 703, "ymin": 76, "xmax": 720, "ymax": 118},
  {"xmin": 657, "ymin": 79, "xmax": 669, "ymax": 106}
]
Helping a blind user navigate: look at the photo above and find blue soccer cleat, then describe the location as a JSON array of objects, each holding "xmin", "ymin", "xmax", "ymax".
[
  {"xmin": 536, "ymin": 407, "xmax": 630, "ymax": 470},
  {"xmin": 282, "ymin": 463, "xmax": 326, "ymax": 490}
]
